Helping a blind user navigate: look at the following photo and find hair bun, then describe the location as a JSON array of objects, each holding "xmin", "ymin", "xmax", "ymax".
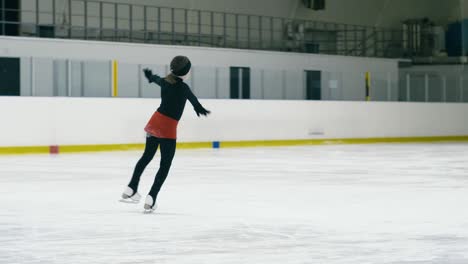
[{"xmin": 170, "ymin": 56, "xmax": 191, "ymax": 77}]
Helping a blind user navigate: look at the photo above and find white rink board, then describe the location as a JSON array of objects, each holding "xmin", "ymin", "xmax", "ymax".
[
  {"xmin": 0, "ymin": 144, "xmax": 468, "ymax": 263},
  {"xmin": 1, "ymin": 97, "xmax": 468, "ymax": 147}
]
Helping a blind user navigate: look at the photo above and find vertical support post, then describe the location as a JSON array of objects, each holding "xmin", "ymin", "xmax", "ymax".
[
  {"xmin": 339, "ymin": 72, "xmax": 344, "ymax": 100},
  {"xmin": 333, "ymin": 23, "xmax": 339, "ymax": 54},
  {"xmin": 198, "ymin": 10, "xmax": 201, "ymax": 46},
  {"xmin": 344, "ymin": 24, "xmax": 348, "ymax": 55},
  {"xmin": 442, "ymin": 75, "xmax": 447, "ymax": 102},
  {"xmin": 374, "ymin": 27, "xmax": 378, "ymax": 57},
  {"xmin": 184, "ymin": 9, "xmax": 188, "ymax": 43},
  {"xmin": 302, "ymin": 70, "xmax": 306, "ymax": 100},
  {"xmin": 80, "ymin": 61, "xmax": 84, "ymax": 97},
  {"xmin": 30, "ymin": 57, "xmax": 35, "ymax": 96},
  {"xmin": 215, "ymin": 67, "xmax": 219, "ymax": 98},
  {"xmin": 235, "ymin": 14, "xmax": 239, "ymax": 48},
  {"xmin": 171, "ymin": 8, "xmax": 174, "ymax": 44},
  {"xmin": 247, "ymin": 15, "xmax": 251, "ymax": 49},
  {"xmin": 53, "ymin": 61, "xmax": 58, "ymax": 96},
  {"xmin": 68, "ymin": 0, "xmax": 72, "ymax": 38},
  {"xmin": 362, "ymin": 27, "xmax": 366, "ymax": 56},
  {"xmin": 261, "ymin": 69, "xmax": 264, "ymax": 99},
  {"xmin": 143, "ymin": 6, "xmax": 147, "ymax": 42},
  {"xmin": 52, "ymin": 0, "xmax": 56, "ymax": 26},
  {"xmin": 35, "ymin": 0, "xmax": 39, "ymax": 25},
  {"xmin": 424, "ymin": 73, "xmax": 429, "ymax": 102},
  {"xmin": 353, "ymin": 25, "xmax": 357, "ymax": 56},
  {"xmin": 281, "ymin": 18, "xmax": 286, "ymax": 51},
  {"xmin": 84, "ymin": 0, "xmax": 87, "ymax": 39},
  {"xmin": 114, "ymin": 3, "xmax": 118, "ymax": 41},
  {"xmin": 137, "ymin": 64, "xmax": 142, "ymax": 98},
  {"xmin": 406, "ymin": 73, "xmax": 411, "ymax": 101},
  {"xmin": 223, "ymin": 12, "xmax": 227, "ymax": 47},
  {"xmin": 157, "ymin": 7, "xmax": 161, "ymax": 43},
  {"xmin": 270, "ymin": 17, "xmax": 274, "ymax": 50},
  {"xmin": 282, "ymin": 70, "xmax": 286, "ymax": 99},
  {"xmin": 460, "ymin": 76, "xmax": 464, "ymax": 102},
  {"xmin": 210, "ymin": 11, "xmax": 214, "ymax": 46},
  {"xmin": 129, "ymin": 4, "xmax": 133, "ymax": 42},
  {"xmin": 67, "ymin": 59, "xmax": 72, "ymax": 96},
  {"xmin": 35, "ymin": 0, "xmax": 39, "ymax": 36},
  {"xmin": 462, "ymin": 1, "xmax": 466, "ymax": 58},
  {"xmin": 99, "ymin": 2, "xmax": 103, "ymax": 40},
  {"xmin": 259, "ymin": 16, "xmax": 263, "ymax": 49},
  {"xmin": 387, "ymin": 72, "xmax": 392, "ymax": 101},
  {"xmin": 1, "ymin": 0, "xmax": 5, "ymax": 35}
]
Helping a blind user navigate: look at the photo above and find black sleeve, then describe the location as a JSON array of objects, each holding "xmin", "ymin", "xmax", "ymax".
[
  {"xmin": 185, "ymin": 84, "xmax": 202, "ymax": 108},
  {"xmin": 150, "ymin": 74, "xmax": 163, "ymax": 86}
]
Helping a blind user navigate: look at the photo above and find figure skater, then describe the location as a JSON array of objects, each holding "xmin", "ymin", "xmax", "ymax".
[{"xmin": 121, "ymin": 55, "xmax": 210, "ymax": 211}]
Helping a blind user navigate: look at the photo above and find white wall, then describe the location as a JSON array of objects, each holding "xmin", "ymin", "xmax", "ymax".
[
  {"xmin": 0, "ymin": 36, "xmax": 400, "ymax": 101},
  {"xmin": 0, "ymin": 37, "xmax": 398, "ymax": 71},
  {"xmin": 400, "ymin": 65, "xmax": 468, "ymax": 103},
  {"xmin": 1, "ymin": 97, "xmax": 468, "ymax": 147}
]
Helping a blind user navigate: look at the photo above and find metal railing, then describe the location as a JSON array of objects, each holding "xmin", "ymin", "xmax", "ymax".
[{"xmin": 0, "ymin": 0, "xmax": 411, "ymax": 58}]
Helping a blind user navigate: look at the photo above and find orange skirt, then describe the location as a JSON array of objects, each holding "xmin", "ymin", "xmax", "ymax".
[{"xmin": 144, "ymin": 111, "xmax": 178, "ymax": 139}]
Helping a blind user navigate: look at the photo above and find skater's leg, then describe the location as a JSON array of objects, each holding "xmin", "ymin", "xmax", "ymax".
[
  {"xmin": 148, "ymin": 138, "xmax": 177, "ymax": 203},
  {"xmin": 128, "ymin": 135, "xmax": 159, "ymax": 192}
]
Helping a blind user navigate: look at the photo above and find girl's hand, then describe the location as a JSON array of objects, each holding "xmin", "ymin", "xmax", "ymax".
[
  {"xmin": 143, "ymin": 68, "xmax": 154, "ymax": 83},
  {"xmin": 195, "ymin": 105, "xmax": 211, "ymax": 117}
]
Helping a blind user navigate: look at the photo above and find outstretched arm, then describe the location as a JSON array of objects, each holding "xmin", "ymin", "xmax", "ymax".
[
  {"xmin": 186, "ymin": 86, "xmax": 211, "ymax": 117},
  {"xmin": 143, "ymin": 68, "xmax": 163, "ymax": 86}
]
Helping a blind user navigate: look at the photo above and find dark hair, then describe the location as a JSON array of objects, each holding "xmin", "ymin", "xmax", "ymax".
[
  {"xmin": 164, "ymin": 73, "xmax": 178, "ymax": 85},
  {"xmin": 164, "ymin": 56, "xmax": 191, "ymax": 85},
  {"xmin": 170, "ymin": 56, "xmax": 191, "ymax": 76}
]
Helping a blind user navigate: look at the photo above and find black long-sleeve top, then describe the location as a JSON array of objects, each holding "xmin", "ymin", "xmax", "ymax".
[{"xmin": 150, "ymin": 75, "xmax": 202, "ymax": 121}]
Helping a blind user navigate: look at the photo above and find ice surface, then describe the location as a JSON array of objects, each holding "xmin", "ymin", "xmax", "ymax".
[{"xmin": 1, "ymin": 143, "xmax": 468, "ymax": 264}]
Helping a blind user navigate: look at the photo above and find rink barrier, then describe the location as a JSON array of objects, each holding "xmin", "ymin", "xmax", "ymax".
[{"xmin": 1, "ymin": 136, "xmax": 468, "ymax": 155}]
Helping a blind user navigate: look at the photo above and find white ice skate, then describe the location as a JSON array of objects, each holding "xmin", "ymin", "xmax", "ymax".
[
  {"xmin": 119, "ymin": 187, "xmax": 141, "ymax": 204},
  {"xmin": 143, "ymin": 195, "xmax": 157, "ymax": 213}
]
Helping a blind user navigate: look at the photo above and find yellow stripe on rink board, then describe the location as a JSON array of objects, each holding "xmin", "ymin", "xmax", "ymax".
[
  {"xmin": 0, "ymin": 146, "xmax": 50, "ymax": 155},
  {"xmin": 220, "ymin": 136, "xmax": 468, "ymax": 148},
  {"xmin": 177, "ymin": 142, "xmax": 213, "ymax": 149},
  {"xmin": 60, "ymin": 144, "xmax": 144, "ymax": 153},
  {"xmin": 1, "ymin": 136, "xmax": 468, "ymax": 155},
  {"xmin": 59, "ymin": 142, "xmax": 212, "ymax": 152}
]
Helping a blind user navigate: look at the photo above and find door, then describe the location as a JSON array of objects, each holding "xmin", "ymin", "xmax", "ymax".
[
  {"xmin": 305, "ymin": 70, "xmax": 321, "ymax": 100},
  {"xmin": 0, "ymin": 57, "xmax": 20, "ymax": 96}
]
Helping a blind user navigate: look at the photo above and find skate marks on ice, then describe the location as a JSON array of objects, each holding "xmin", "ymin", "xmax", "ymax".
[
  {"xmin": 117, "ymin": 198, "xmax": 187, "ymax": 216},
  {"xmin": 1, "ymin": 144, "xmax": 468, "ymax": 263},
  {"xmin": 118, "ymin": 198, "xmax": 140, "ymax": 204}
]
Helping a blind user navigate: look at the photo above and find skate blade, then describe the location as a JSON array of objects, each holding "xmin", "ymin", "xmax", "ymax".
[
  {"xmin": 119, "ymin": 198, "xmax": 140, "ymax": 204},
  {"xmin": 143, "ymin": 209, "xmax": 155, "ymax": 214}
]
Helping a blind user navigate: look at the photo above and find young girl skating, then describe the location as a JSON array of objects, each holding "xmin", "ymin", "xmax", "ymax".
[{"xmin": 121, "ymin": 55, "xmax": 210, "ymax": 212}]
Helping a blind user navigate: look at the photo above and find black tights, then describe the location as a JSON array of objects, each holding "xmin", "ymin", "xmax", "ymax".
[{"xmin": 128, "ymin": 135, "xmax": 176, "ymax": 201}]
